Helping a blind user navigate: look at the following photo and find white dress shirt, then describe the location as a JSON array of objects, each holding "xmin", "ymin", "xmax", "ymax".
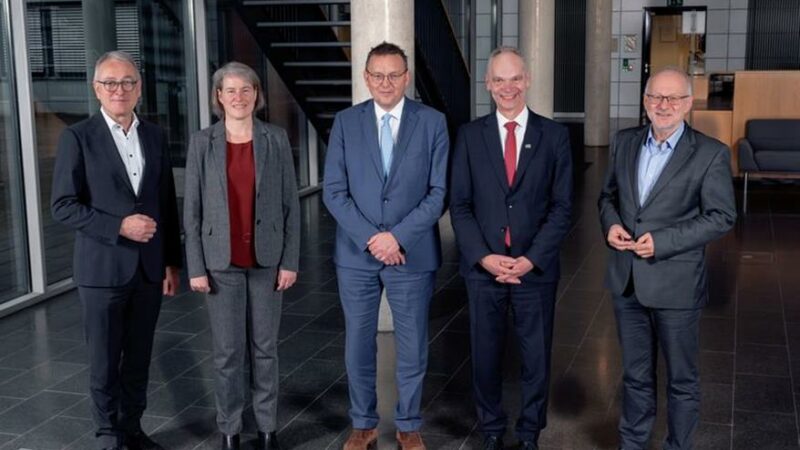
[
  {"xmin": 374, "ymin": 96, "xmax": 405, "ymax": 144},
  {"xmin": 496, "ymin": 107, "xmax": 529, "ymax": 166},
  {"xmin": 100, "ymin": 108, "xmax": 145, "ymax": 194}
]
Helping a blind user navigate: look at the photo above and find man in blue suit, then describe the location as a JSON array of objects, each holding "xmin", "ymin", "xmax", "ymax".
[
  {"xmin": 51, "ymin": 51, "xmax": 181, "ymax": 450},
  {"xmin": 323, "ymin": 42, "xmax": 449, "ymax": 450},
  {"xmin": 449, "ymin": 47, "xmax": 573, "ymax": 450}
]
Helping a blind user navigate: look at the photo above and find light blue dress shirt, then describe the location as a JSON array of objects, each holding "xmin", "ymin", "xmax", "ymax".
[{"xmin": 637, "ymin": 122, "xmax": 684, "ymax": 205}]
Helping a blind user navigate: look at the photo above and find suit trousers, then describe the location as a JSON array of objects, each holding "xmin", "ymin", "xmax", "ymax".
[
  {"xmin": 206, "ymin": 266, "xmax": 281, "ymax": 435},
  {"xmin": 336, "ymin": 266, "xmax": 435, "ymax": 431},
  {"xmin": 466, "ymin": 278, "xmax": 556, "ymax": 442},
  {"xmin": 79, "ymin": 266, "xmax": 162, "ymax": 449},
  {"xmin": 613, "ymin": 291, "xmax": 702, "ymax": 450}
]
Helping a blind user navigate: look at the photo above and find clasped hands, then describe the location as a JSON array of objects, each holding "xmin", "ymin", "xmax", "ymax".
[
  {"xmin": 607, "ymin": 224, "xmax": 654, "ymax": 259},
  {"xmin": 367, "ymin": 232, "xmax": 405, "ymax": 265},
  {"xmin": 480, "ymin": 254, "xmax": 534, "ymax": 284}
]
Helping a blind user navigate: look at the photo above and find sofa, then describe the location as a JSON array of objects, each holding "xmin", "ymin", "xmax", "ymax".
[{"xmin": 738, "ymin": 119, "xmax": 800, "ymax": 213}]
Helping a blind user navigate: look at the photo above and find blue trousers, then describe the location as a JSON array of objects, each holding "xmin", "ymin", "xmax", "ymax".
[
  {"xmin": 336, "ymin": 265, "xmax": 435, "ymax": 431},
  {"xmin": 613, "ymin": 292, "xmax": 702, "ymax": 450}
]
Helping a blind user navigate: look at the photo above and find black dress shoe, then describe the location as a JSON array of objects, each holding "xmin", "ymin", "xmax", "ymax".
[
  {"xmin": 518, "ymin": 441, "xmax": 538, "ymax": 450},
  {"xmin": 483, "ymin": 435, "xmax": 504, "ymax": 450},
  {"xmin": 125, "ymin": 430, "xmax": 165, "ymax": 450},
  {"xmin": 257, "ymin": 431, "xmax": 280, "ymax": 450},
  {"xmin": 222, "ymin": 434, "xmax": 240, "ymax": 450}
]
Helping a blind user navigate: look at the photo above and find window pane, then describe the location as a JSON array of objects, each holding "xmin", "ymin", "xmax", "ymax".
[
  {"xmin": 27, "ymin": 0, "xmax": 195, "ymax": 284},
  {"xmin": 0, "ymin": 3, "xmax": 30, "ymax": 302}
]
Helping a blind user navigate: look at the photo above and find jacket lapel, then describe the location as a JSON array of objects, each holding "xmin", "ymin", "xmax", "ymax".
[
  {"xmin": 511, "ymin": 109, "xmax": 543, "ymax": 190},
  {"xmin": 640, "ymin": 125, "xmax": 697, "ymax": 210},
  {"xmin": 360, "ymin": 100, "xmax": 385, "ymax": 179},
  {"xmin": 252, "ymin": 119, "xmax": 269, "ymax": 192},
  {"xmin": 481, "ymin": 114, "xmax": 510, "ymax": 194},
  {"xmin": 90, "ymin": 113, "xmax": 136, "ymax": 197},
  {"xmin": 210, "ymin": 120, "xmax": 229, "ymax": 207},
  {"xmin": 386, "ymin": 98, "xmax": 419, "ymax": 184},
  {"xmin": 627, "ymin": 127, "xmax": 648, "ymax": 207}
]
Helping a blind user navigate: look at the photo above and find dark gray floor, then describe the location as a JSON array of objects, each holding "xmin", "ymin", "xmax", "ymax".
[{"xmin": 0, "ymin": 144, "xmax": 798, "ymax": 449}]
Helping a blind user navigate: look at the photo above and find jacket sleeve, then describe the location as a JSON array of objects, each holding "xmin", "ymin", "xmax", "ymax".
[
  {"xmin": 50, "ymin": 127, "xmax": 123, "ymax": 245},
  {"xmin": 390, "ymin": 113, "xmax": 449, "ymax": 252},
  {"xmin": 322, "ymin": 113, "xmax": 381, "ymax": 250},
  {"xmin": 182, "ymin": 132, "xmax": 207, "ymax": 278},
  {"xmin": 523, "ymin": 126, "xmax": 573, "ymax": 271},
  {"xmin": 449, "ymin": 125, "xmax": 493, "ymax": 269},
  {"xmin": 650, "ymin": 144, "xmax": 737, "ymax": 259},
  {"xmin": 278, "ymin": 128, "xmax": 301, "ymax": 272}
]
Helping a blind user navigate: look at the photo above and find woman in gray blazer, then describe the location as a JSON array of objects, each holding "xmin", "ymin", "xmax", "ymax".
[{"xmin": 183, "ymin": 62, "xmax": 300, "ymax": 450}]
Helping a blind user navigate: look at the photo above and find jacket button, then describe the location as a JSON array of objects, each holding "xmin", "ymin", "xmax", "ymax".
[
  {"xmin": 636, "ymin": 218, "xmax": 642, "ymax": 223},
  {"xmin": 256, "ymin": 219, "xmax": 262, "ymax": 225},
  {"xmin": 508, "ymin": 204, "xmax": 513, "ymax": 209},
  {"xmin": 383, "ymin": 199, "xmax": 388, "ymax": 203}
]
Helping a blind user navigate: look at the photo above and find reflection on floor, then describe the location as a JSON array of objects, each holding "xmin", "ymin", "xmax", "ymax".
[{"xmin": 0, "ymin": 145, "xmax": 798, "ymax": 449}]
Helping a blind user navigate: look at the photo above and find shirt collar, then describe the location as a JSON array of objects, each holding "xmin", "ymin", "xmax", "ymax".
[
  {"xmin": 374, "ymin": 97, "xmax": 405, "ymax": 122},
  {"xmin": 496, "ymin": 107, "xmax": 529, "ymax": 130},
  {"xmin": 100, "ymin": 107, "xmax": 139, "ymax": 134},
  {"xmin": 647, "ymin": 121, "xmax": 684, "ymax": 151}
]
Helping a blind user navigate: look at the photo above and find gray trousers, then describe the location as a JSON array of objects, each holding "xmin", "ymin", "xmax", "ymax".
[{"xmin": 206, "ymin": 266, "xmax": 281, "ymax": 435}]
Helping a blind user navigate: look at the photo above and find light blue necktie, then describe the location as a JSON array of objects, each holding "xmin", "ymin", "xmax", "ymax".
[{"xmin": 380, "ymin": 113, "xmax": 393, "ymax": 176}]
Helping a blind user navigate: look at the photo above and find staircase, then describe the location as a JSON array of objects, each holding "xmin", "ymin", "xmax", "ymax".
[{"xmin": 234, "ymin": 0, "xmax": 470, "ymax": 142}]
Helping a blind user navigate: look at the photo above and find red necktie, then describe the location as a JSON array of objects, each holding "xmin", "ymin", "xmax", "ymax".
[{"xmin": 503, "ymin": 121, "xmax": 517, "ymax": 247}]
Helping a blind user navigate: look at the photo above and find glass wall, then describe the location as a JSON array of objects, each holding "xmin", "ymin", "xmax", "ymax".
[
  {"xmin": 25, "ymin": 0, "xmax": 196, "ymax": 285},
  {"xmin": 0, "ymin": 2, "xmax": 30, "ymax": 302},
  {"xmin": 205, "ymin": 0, "xmax": 311, "ymax": 190}
]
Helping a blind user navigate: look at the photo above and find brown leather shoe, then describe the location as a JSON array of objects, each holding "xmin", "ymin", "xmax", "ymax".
[
  {"xmin": 343, "ymin": 428, "xmax": 378, "ymax": 450},
  {"xmin": 396, "ymin": 431, "xmax": 426, "ymax": 450}
]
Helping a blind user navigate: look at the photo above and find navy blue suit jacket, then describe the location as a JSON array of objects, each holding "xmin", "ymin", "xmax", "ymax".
[
  {"xmin": 323, "ymin": 98, "xmax": 449, "ymax": 272},
  {"xmin": 449, "ymin": 110, "xmax": 573, "ymax": 283},
  {"xmin": 51, "ymin": 113, "xmax": 182, "ymax": 287}
]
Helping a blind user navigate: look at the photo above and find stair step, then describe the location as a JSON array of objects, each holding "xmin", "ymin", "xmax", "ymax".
[
  {"xmin": 257, "ymin": 20, "xmax": 350, "ymax": 27},
  {"xmin": 272, "ymin": 41, "xmax": 351, "ymax": 48},
  {"xmin": 306, "ymin": 96, "xmax": 351, "ymax": 103},
  {"xmin": 296, "ymin": 79, "xmax": 352, "ymax": 86},
  {"xmin": 243, "ymin": 0, "xmax": 350, "ymax": 5},
  {"xmin": 284, "ymin": 61, "xmax": 351, "ymax": 67}
]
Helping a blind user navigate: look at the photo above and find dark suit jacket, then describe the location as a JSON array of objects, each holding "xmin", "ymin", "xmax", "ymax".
[
  {"xmin": 598, "ymin": 123, "xmax": 736, "ymax": 308},
  {"xmin": 323, "ymin": 98, "xmax": 449, "ymax": 272},
  {"xmin": 449, "ymin": 109, "xmax": 573, "ymax": 283},
  {"xmin": 182, "ymin": 119, "xmax": 301, "ymax": 278},
  {"xmin": 51, "ymin": 113, "xmax": 182, "ymax": 287}
]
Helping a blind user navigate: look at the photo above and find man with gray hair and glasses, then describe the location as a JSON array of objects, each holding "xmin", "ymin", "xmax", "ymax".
[
  {"xmin": 598, "ymin": 66, "xmax": 736, "ymax": 449},
  {"xmin": 51, "ymin": 50, "xmax": 181, "ymax": 450}
]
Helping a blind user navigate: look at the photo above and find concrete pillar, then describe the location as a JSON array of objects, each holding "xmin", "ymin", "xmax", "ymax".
[
  {"xmin": 519, "ymin": 0, "xmax": 555, "ymax": 118},
  {"xmin": 584, "ymin": 0, "xmax": 612, "ymax": 147},
  {"xmin": 350, "ymin": 0, "xmax": 415, "ymax": 332},
  {"xmin": 83, "ymin": 1, "xmax": 117, "ymax": 114}
]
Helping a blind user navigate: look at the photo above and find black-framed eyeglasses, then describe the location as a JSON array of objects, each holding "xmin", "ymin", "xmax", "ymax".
[
  {"xmin": 644, "ymin": 93, "xmax": 690, "ymax": 106},
  {"xmin": 366, "ymin": 69, "xmax": 407, "ymax": 84},
  {"xmin": 95, "ymin": 79, "xmax": 139, "ymax": 92}
]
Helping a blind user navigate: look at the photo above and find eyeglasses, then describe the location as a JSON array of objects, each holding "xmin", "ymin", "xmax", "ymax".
[
  {"xmin": 95, "ymin": 79, "xmax": 139, "ymax": 92},
  {"xmin": 489, "ymin": 75, "xmax": 526, "ymax": 87},
  {"xmin": 644, "ymin": 93, "xmax": 690, "ymax": 106},
  {"xmin": 366, "ymin": 69, "xmax": 407, "ymax": 85}
]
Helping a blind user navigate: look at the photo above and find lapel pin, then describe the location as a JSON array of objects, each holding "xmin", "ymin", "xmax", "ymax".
[{"xmin": 524, "ymin": 144, "xmax": 531, "ymax": 149}]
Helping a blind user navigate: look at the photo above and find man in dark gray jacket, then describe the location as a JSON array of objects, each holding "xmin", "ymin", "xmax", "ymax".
[{"xmin": 598, "ymin": 67, "xmax": 736, "ymax": 450}]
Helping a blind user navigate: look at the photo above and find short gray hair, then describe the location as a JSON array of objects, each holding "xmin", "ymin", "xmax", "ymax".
[
  {"xmin": 93, "ymin": 51, "xmax": 140, "ymax": 81},
  {"xmin": 485, "ymin": 46, "xmax": 526, "ymax": 77},
  {"xmin": 645, "ymin": 66, "xmax": 693, "ymax": 96},
  {"xmin": 210, "ymin": 62, "xmax": 266, "ymax": 118}
]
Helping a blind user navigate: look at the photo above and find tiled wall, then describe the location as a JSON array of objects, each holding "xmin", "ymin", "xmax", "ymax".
[{"xmin": 472, "ymin": 0, "xmax": 748, "ymax": 119}]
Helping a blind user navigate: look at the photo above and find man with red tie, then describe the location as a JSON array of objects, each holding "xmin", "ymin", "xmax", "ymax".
[{"xmin": 449, "ymin": 47, "xmax": 573, "ymax": 450}]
